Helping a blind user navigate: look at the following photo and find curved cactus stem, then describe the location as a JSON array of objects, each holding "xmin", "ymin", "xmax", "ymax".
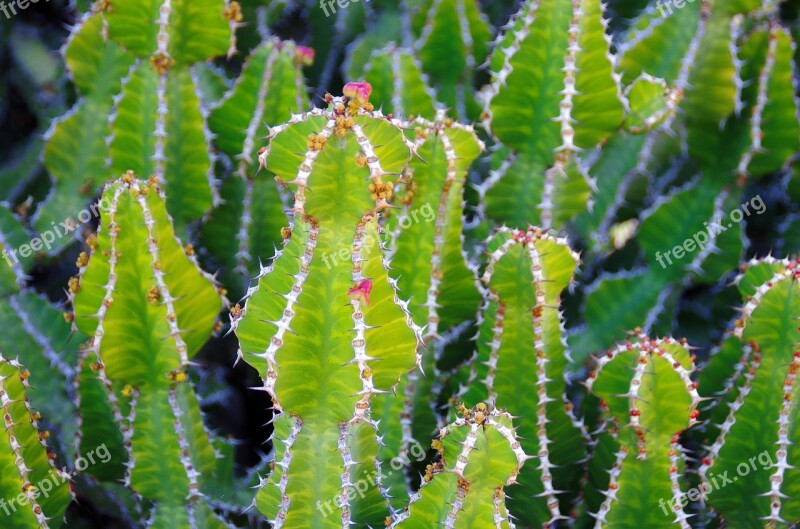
[
  {"xmin": 458, "ymin": 226, "xmax": 586, "ymax": 525},
  {"xmin": 69, "ymin": 175, "xmax": 229, "ymax": 527},
  {"xmin": 361, "ymin": 45, "xmax": 438, "ymax": 119},
  {"xmin": 701, "ymin": 257, "xmax": 800, "ymax": 525}
]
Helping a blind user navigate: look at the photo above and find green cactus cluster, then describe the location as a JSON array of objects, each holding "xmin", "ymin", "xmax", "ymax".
[{"xmin": 0, "ymin": 0, "xmax": 800, "ymax": 527}]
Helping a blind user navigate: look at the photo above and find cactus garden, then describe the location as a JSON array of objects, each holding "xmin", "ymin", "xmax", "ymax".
[{"xmin": 1, "ymin": 0, "xmax": 800, "ymax": 527}]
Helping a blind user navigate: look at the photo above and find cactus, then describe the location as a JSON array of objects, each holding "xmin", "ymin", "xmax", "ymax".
[
  {"xmin": 372, "ymin": 109, "xmax": 483, "ymax": 507},
  {"xmin": 232, "ymin": 85, "xmax": 422, "ymax": 528},
  {"xmin": 458, "ymin": 226, "xmax": 586, "ymax": 525},
  {"xmin": 700, "ymin": 256, "xmax": 800, "ymax": 526},
  {"xmin": 391, "ymin": 404, "xmax": 526, "ymax": 528},
  {"xmin": 0, "ymin": 354, "xmax": 73, "ymax": 529},
  {"xmin": 585, "ymin": 333, "xmax": 702, "ymax": 528},
  {"xmin": 69, "ymin": 175, "xmax": 230, "ymax": 527},
  {"xmin": 203, "ymin": 38, "xmax": 311, "ymax": 297},
  {"xmin": 40, "ymin": 0, "xmax": 239, "ymax": 253}
]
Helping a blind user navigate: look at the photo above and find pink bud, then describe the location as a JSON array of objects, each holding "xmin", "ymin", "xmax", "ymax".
[
  {"xmin": 295, "ymin": 46, "xmax": 315, "ymax": 67},
  {"xmin": 343, "ymin": 81, "xmax": 372, "ymax": 103},
  {"xmin": 347, "ymin": 279, "xmax": 373, "ymax": 306}
]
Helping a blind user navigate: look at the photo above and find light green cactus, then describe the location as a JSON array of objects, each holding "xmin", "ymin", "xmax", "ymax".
[
  {"xmin": 232, "ymin": 85, "xmax": 422, "ymax": 528},
  {"xmin": 0, "ymin": 354, "xmax": 73, "ymax": 529},
  {"xmin": 585, "ymin": 333, "xmax": 702, "ymax": 528},
  {"xmin": 68, "ymin": 175, "xmax": 231, "ymax": 528},
  {"xmin": 391, "ymin": 405, "xmax": 526, "ymax": 529}
]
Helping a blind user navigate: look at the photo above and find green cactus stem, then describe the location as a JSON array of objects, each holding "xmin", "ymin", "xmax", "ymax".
[
  {"xmin": 233, "ymin": 84, "xmax": 422, "ymax": 528},
  {"xmin": 0, "ymin": 354, "xmax": 73, "ymax": 529},
  {"xmin": 701, "ymin": 256, "xmax": 800, "ymax": 526},
  {"xmin": 457, "ymin": 226, "xmax": 586, "ymax": 525},
  {"xmin": 585, "ymin": 333, "xmax": 702, "ymax": 528},
  {"xmin": 69, "ymin": 175, "xmax": 230, "ymax": 528},
  {"xmin": 391, "ymin": 404, "xmax": 527, "ymax": 529}
]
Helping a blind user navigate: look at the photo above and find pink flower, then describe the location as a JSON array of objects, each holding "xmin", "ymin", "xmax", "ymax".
[
  {"xmin": 347, "ymin": 279, "xmax": 373, "ymax": 306},
  {"xmin": 295, "ymin": 46, "xmax": 315, "ymax": 67},
  {"xmin": 343, "ymin": 81, "xmax": 372, "ymax": 103}
]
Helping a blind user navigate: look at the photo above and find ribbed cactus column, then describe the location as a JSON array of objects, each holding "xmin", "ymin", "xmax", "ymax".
[
  {"xmin": 232, "ymin": 83, "xmax": 422, "ymax": 528},
  {"xmin": 374, "ymin": 109, "xmax": 483, "ymax": 508},
  {"xmin": 585, "ymin": 333, "xmax": 701, "ymax": 528},
  {"xmin": 391, "ymin": 405, "xmax": 526, "ymax": 528},
  {"xmin": 0, "ymin": 355, "xmax": 73, "ymax": 529},
  {"xmin": 69, "ymin": 175, "xmax": 230, "ymax": 528},
  {"xmin": 700, "ymin": 256, "xmax": 800, "ymax": 526},
  {"xmin": 459, "ymin": 226, "xmax": 585, "ymax": 526}
]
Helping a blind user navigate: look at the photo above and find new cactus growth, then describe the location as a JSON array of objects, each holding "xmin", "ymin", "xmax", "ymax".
[
  {"xmin": 232, "ymin": 85, "xmax": 422, "ymax": 527},
  {"xmin": 391, "ymin": 404, "xmax": 526, "ymax": 528},
  {"xmin": 0, "ymin": 354, "xmax": 73, "ymax": 529}
]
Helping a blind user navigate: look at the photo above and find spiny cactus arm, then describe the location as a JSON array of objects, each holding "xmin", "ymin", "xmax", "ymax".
[
  {"xmin": 362, "ymin": 46, "xmax": 437, "ymax": 119},
  {"xmin": 103, "ymin": 0, "xmax": 234, "ymax": 65},
  {"xmin": 209, "ymin": 39, "xmax": 310, "ymax": 163},
  {"xmin": 38, "ymin": 12, "xmax": 135, "ymax": 254},
  {"xmin": 69, "ymin": 177, "xmax": 226, "ymax": 525},
  {"xmin": 375, "ymin": 111, "xmax": 483, "ymax": 508},
  {"xmin": 681, "ymin": 14, "xmax": 738, "ymax": 152},
  {"xmin": 110, "ymin": 63, "xmax": 219, "ymax": 235},
  {"xmin": 702, "ymin": 257, "xmax": 800, "ymax": 525},
  {"xmin": 617, "ymin": 0, "xmax": 703, "ymax": 84},
  {"xmin": 484, "ymin": 0, "xmax": 622, "ymax": 155},
  {"xmin": 458, "ymin": 227, "xmax": 584, "ymax": 525},
  {"xmin": 586, "ymin": 335, "xmax": 701, "ymax": 529},
  {"xmin": 0, "ymin": 355, "xmax": 73, "ymax": 529},
  {"xmin": 390, "ymin": 112, "xmax": 483, "ymax": 337},
  {"xmin": 414, "ymin": 0, "xmax": 491, "ymax": 120},
  {"xmin": 736, "ymin": 24, "xmax": 800, "ymax": 181},
  {"xmin": 204, "ymin": 39, "xmax": 310, "ymax": 291},
  {"xmin": 392, "ymin": 407, "xmax": 526, "ymax": 529},
  {"xmin": 234, "ymin": 91, "xmax": 421, "ymax": 528}
]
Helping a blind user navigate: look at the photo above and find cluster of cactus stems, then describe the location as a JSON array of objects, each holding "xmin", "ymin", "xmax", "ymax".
[{"xmin": 2, "ymin": 0, "xmax": 800, "ymax": 527}]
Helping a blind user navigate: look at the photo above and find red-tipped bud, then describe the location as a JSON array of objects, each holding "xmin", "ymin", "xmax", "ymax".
[{"xmin": 343, "ymin": 81, "xmax": 372, "ymax": 103}]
